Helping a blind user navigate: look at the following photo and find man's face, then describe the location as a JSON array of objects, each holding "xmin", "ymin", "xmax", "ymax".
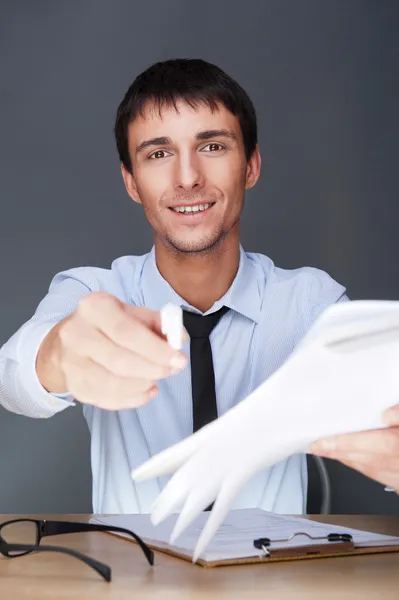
[{"xmin": 123, "ymin": 100, "xmax": 259, "ymax": 254}]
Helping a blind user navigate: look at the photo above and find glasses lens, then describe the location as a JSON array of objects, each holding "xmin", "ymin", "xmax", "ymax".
[{"xmin": 2, "ymin": 520, "xmax": 38, "ymax": 556}]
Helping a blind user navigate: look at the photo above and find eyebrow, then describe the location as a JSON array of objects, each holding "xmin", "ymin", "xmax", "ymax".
[
  {"xmin": 195, "ymin": 129, "xmax": 238, "ymax": 142},
  {"xmin": 135, "ymin": 137, "xmax": 171, "ymax": 155},
  {"xmin": 135, "ymin": 129, "xmax": 238, "ymax": 155}
]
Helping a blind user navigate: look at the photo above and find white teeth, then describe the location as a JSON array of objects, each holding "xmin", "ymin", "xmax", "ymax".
[{"xmin": 172, "ymin": 203, "xmax": 212, "ymax": 214}]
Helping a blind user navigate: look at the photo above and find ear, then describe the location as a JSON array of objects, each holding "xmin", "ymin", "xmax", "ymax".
[
  {"xmin": 245, "ymin": 144, "xmax": 261, "ymax": 190},
  {"xmin": 120, "ymin": 163, "xmax": 142, "ymax": 205}
]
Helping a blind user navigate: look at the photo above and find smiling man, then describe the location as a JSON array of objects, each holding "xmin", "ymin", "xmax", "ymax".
[{"xmin": 0, "ymin": 58, "xmax": 398, "ymax": 514}]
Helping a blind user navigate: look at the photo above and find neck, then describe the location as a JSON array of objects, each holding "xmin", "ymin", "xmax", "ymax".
[{"xmin": 154, "ymin": 230, "xmax": 240, "ymax": 313}]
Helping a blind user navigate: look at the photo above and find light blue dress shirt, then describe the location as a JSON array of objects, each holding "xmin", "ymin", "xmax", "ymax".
[{"xmin": 0, "ymin": 246, "xmax": 347, "ymax": 514}]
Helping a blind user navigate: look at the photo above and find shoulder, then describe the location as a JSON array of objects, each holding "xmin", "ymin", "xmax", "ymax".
[
  {"xmin": 247, "ymin": 251, "xmax": 347, "ymax": 319},
  {"xmin": 47, "ymin": 253, "xmax": 149, "ymax": 302}
]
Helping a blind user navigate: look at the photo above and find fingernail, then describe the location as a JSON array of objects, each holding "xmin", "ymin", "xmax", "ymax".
[
  {"xmin": 170, "ymin": 353, "xmax": 187, "ymax": 370},
  {"xmin": 149, "ymin": 386, "xmax": 158, "ymax": 399}
]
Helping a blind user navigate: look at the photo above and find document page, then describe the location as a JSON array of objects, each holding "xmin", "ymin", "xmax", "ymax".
[{"xmin": 92, "ymin": 509, "xmax": 399, "ymax": 562}]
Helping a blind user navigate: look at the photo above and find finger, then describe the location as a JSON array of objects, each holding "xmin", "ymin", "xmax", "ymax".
[
  {"xmin": 124, "ymin": 304, "xmax": 164, "ymax": 337},
  {"xmin": 192, "ymin": 479, "xmax": 241, "ymax": 562},
  {"xmin": 66, "ymin": 357, "xmax": 157, "ymax": 409},
  {"xmin": 383, "ymin": 404, "xmax": 399, "ymax": 426},
  {"xmin": 170, "ymin": 485, "xmax": 219, "ymax": 544},
  {"xmin": 132, "ymin": 425, "xmax": 213, "ymax": 482},
  {"xmin": 125, "ymin": 304, "xmax": 189, "ymax": 345},
  {"xmin": 310, "ymin": 428, "xmax": 399, "ymax": 456},
  {"xmin": 326, "ymin": 451, "xmax": 399, "ymax": 474},
  {"xmin": 77, "ymin": 294, "xmax": 187, "ymax": 369},
  {"xmin": 72, "ymin": 324, "xmax": 174, "ymax": 380}
]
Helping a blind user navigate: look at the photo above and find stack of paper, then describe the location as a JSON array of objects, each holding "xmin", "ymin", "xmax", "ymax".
[{"xmin": 91, "ymin": 509, "xmax": 399, "ymax": 565}]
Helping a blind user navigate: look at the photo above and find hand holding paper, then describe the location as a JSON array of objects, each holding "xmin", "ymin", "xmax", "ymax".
[
  {"xmin": 310, "ymin": 408, "xmax": 399, "ymax": 490},
  {"xmin": 133, "ymin": 300, "xmax": 399, "ymax": 561}
]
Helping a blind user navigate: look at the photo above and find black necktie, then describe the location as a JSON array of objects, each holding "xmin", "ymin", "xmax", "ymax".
[{"xmin": 183, "ymin": 305, "xmax": 230, "ymax": 432}]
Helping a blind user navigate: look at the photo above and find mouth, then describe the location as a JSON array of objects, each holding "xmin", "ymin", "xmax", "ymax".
[{"xmin": 168, "ymin": 202, "xmax": 216, "ymax": 217}]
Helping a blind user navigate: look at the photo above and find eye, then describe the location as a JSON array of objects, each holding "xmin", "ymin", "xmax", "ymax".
[
  {"xmin": 201, "ymin": 143, "xmax": 225, "ymax": 152},
  {"xmin": 148, "ymin": 150, "xmax": 171, "ymax": 160}
]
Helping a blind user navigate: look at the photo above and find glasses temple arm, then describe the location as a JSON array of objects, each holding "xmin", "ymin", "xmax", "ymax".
[
  {"xmin": 41, "ymin": 521, "xmax": 154, "ymax": 565},
  {"xmin": 3, "ymin": 542, "xmax": 111, "ymax": 582}
]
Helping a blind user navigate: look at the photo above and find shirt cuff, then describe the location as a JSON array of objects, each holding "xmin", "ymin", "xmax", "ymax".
[{"xmin": 18, "ymin": 320, "xmax": 75, "ymax": 414}]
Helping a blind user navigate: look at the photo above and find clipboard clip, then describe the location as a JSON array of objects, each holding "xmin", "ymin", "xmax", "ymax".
[{"xmin": 254, "ymin": 532, "xmax": 354, "ymax": 558}]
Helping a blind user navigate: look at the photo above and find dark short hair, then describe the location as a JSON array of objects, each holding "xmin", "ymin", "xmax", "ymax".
[{"xmin": 114, "ymin": 58, "xmax": 258, "ymax": 173}]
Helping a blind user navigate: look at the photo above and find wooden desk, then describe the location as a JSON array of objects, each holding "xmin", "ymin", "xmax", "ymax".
[{"xmin": 1, "ymin": 514, "xmax": 399, "ymax": 599}]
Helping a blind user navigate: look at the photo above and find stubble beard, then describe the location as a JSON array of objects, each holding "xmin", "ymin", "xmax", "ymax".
[
  {"xmin": 164, "ymin": 221, "xmax": 228, "ymax": 255},
  {"xmin": 144, "ymin": 189, "xmax": 243, "ymax": 256}
]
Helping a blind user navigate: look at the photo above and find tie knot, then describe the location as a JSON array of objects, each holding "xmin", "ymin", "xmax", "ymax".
[{"xmin": 183, "ymin": 305, "xmax": 230, "ymax": 339}]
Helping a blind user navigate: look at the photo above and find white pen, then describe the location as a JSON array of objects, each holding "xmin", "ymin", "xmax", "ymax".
[{"xmin": 160, "ymin": 303, "xmax": 184, "ymax": 350}]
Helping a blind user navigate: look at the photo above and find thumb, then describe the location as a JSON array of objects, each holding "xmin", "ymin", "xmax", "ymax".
[
  {"xmin": 123, "ymin": 304, "xmax": 188, "ymax": 343},
  {"xmin": 123, "ymin": 304, "xmax": 163, "ymax": 336}
]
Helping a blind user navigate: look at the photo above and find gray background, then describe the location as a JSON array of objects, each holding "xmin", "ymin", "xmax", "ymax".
[{"xmin": 1, "ymin": 0, "xmax": 399, "ymax": 514}]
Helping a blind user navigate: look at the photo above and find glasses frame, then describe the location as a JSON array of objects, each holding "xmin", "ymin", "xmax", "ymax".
[{"xmin": 0, "ymin": 518, "xmax": 154, "ymax": 582}]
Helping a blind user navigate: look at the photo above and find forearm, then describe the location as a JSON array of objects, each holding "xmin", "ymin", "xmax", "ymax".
[
  {"xmin": 36, "ymin": 318, "xmax": 69, "ymax": 393},
  {"xmin": 0, "ymin": 268, "xmax": 91, "ymax": 418},
  {"xmin": 0, "ymin": 319, "xmax": 73, "ymax": 418}
]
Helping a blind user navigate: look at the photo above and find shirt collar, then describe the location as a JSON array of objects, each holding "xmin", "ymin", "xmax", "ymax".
[{"xmin": 141, "ymin": 245, "xmax": 262, "ymax": 323}]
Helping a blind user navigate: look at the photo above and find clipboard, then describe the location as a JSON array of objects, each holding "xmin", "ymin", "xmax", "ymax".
[
  {"xmin": 134, "ymin": 532, "xmax": 399, "ymax": 568},
  {"xmin": 91, "ymin": 511, "xmax": 399, "ymax": 568}
]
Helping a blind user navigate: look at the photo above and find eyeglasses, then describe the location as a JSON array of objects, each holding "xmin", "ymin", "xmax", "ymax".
[{"xmin": 0, "ymin": 518, "xmax": 154, "ymax": 582}]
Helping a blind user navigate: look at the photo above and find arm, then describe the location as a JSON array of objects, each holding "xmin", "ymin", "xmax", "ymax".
[
  {"xmin": 0, "ymin": 269, "xmax": 187, "ymax": 419},
  {"xmin": 0, "ymin": 272, "xmax": 91, "ymax": 418}
]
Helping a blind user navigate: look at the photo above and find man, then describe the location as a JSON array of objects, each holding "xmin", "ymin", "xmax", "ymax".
[{"xmin": 0, "ymin": 59, "xmax": 398, "ymax": 514}]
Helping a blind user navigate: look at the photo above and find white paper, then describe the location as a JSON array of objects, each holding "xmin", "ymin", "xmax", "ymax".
[
  {"xmin": 131, "ymin": 300, "xmax": 399, "ymax": 561},
  {"xmin": 161, "ymin": 303, "xmax": 183, "ymax": 350},
  {"xmin": 91, "ymin": 509, "xmax": 399, "ymax": 563}
]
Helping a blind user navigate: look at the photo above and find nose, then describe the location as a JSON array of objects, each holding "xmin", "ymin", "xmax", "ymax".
[{"xmin": 174, "ymin": 152, "xmax": 205, "ymax": 192}]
